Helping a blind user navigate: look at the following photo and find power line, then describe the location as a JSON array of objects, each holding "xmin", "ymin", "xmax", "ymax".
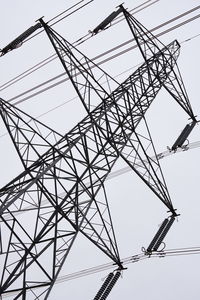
[
  {"xmin": 0, "ymin": 4, "xmax": 198, "ymax": 296},
  {"xmin": 3, "ymin": 246, "xmax": 200, "ymax": 298},
  {"xmin": 0, "ymin": 31, "xmax": 198, "ymax": 141},
  {"xmin": 1, "ymin": 139, "xmax": 199, "ymax": 219},
  {"xmin": 107, "ymin": 140, "xmax": 200, "ymax": 180},
  {"xmin": 9, "ymin": 12, "xmax": 200, "ymax": 106},
  {"xmin": 48, "ymin": 0, "xmax": 85, "ymax": 24},
  {"xmin": 1, "ymin": 5, "xmax": 199, "ymax": 102},
  {"xmin": 54, "ymin": 247, "xmax": 200, "ymax": 283},
  {"xmin": 10, "ymin": 30, "xmax": 199, "ymax": 117},
  {"xmin": 0, "ymin": 32, "xmax": 199, "ymax": 140},
  {"xmin": 24, "ymin": 0, "xmax": 94, "ymax": 43},
  {"xmin": 0, "ymin": 0, "xmax": 155, "ymax": 91}
]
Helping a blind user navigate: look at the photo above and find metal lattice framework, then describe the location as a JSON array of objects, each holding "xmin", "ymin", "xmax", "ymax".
[{"xmin": 0, "ymin": 5, "xmax": 196, "ymax": 299}]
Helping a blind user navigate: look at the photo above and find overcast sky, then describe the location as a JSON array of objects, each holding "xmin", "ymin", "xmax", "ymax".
[{"xmin": 0, "ymin": 0, "xmax": 200, "ymax": 299}]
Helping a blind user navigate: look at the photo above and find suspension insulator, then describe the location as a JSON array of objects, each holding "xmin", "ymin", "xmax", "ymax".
[
  {"xmin": 153, "ymin": 216, "xmax": 175, "ymax": 251},
  {"xmin": 171, "ymin": 121, "xmax": 196, "ymax": 151},
  {"xmin": 100, "ymin": 271, "xmax": 121, "ymax": 300},
  {"xmin": 147, "ymin": 218, "xmax": 169, "ymax": 252},
  {"xmin": 93, "ymin": 273, "xmax": 114, "ymax": 300},
  {"xmin": 92, "ymin": 7, "xmax": 123, "ymax": 34},
  {"xmin": 0, "ymin": 23, "xmax": 41, "ymax": 56}
]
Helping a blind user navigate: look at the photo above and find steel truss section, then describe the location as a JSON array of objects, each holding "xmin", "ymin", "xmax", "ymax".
[
  {"xmin": 0, "ymin": 42, "xmax": 179, "ymax": 299},
  {"xmin": 118, "ymin": 116, "xmax": 173, "ymax": 209},
  {"xmin": 39, "ymin": 18, "xmax": 180, "ymax": 211},
  {"xmin": 0, "ymin": 6, "xmax": 192, "ymax": 300},
  {"xmin": 39, "ymin": 18, "xmax": 120, "ymax": 114},
  {"xmin": 121, "ymin": 5, "xmax": 196, "ymax": 120},
  {"xmin": 0, "ymin": 98, "xmax": 63, "ymax": 169}
]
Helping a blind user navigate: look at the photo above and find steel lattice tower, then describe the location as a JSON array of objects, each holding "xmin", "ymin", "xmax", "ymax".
[{"xmin": 0, "ymin": 5, "xmax": 196, "ymax": 299}]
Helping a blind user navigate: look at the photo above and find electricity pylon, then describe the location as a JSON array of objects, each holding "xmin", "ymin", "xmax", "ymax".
[{"xmin": 0, "ymin": 5, "xmax": 196, "ymax": 299}]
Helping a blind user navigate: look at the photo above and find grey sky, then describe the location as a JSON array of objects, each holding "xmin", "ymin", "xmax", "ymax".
[{"xmin": 0, "ymin": 0, "xmax": 200, "ymax": 299}]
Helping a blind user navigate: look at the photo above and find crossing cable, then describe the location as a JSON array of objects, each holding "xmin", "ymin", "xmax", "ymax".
[
  {"xmin": 21, "ymin": 0, "xmax": 154, "ymax": 44},
  {"xmin": 1, "ymin": 3, "xmax": 199, "ymax": 95},
  {"xmin": 15, "ymin": 31, "xmax": 200, "ymax": 118},
  {"xmin": 0, "ymin": 1, "xmax": 94, "ymax": 59},
  {"xmin": 35, "ymin": 247, "xmax": 200, "ymax": 283},
  {"xmin": 0, "ymin": 30, "xmax": 199, "ymax": 142},
  {"xmin": 5, "ymin": 11, "xmax": 200, "ymax": 106},
  {"xmin": 1, "ymin": 139, "xmax": 199, "ymax": 219},
  {"xmin": 107, "ymin": 139, "xmax": 200, "ymax": 180},
  {"xmin": 2, "ymin": 1, "xmax": 94, "ymax": 50},
  {"xmin": 0, "ymin": 4, "xmax": 199, "ymax": 296},
  {"xmin": 46, "ymin": 0, "xmax": 90, "ymax": 26},
  {"xmin": 0, "ymin": 0, "xmax": 155, "ymax": 91},
  {"xmin": 24, "ymin": 0, "xmax": 95, "ymax": 42},
  {"xmin": 2, "ymin": 246, "xmax": 200, "ymax": 298},
  {"xmin": 0, "ymin": 33, "xmax": 198, "ymax": 142},
  {"xmin": 25, "ymin": 0, "xmax": 155, "ymax": 44},
  {"xmin": 2, "ymin": 4, "xmax": 199, "ymax": 92}
]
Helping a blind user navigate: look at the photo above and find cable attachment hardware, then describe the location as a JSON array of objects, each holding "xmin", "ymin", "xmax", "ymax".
[
  {"xmin": 92, "ymin": 6, "xmax": 123, "ymax": 35},
  {"xmin": 171, "ymin": 120, "xmax": 197, "ymax": 151},
  {"xmin": 145, "ymin": 215, "xmax": 176, "ymax": 254}
]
